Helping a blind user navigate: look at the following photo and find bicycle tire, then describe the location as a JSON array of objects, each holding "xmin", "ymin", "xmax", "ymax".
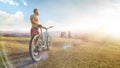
[{"xmin": 29, "ymin": 34, "xmax": 43, "ymax": 62}]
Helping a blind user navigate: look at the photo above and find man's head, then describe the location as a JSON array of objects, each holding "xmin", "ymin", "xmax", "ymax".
[{"xmin": 33, "ymin": 8, "xmax": 39, "ymax": 15}]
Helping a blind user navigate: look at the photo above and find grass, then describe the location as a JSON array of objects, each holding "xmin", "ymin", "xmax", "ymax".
[
  {"xmin": 39, "ymin": 39, "xmax": 120, "ymax": 68},
  {"xmin": 0, "ymin": 36, "xmax": 120, "ymax": 68},
  {"xmin": 0, "ymin": 36, "xmax": 29, "ymax": 54},
  {"xmin": 0, "ymin": 36, "xmax": 29, "ymax": 68}
]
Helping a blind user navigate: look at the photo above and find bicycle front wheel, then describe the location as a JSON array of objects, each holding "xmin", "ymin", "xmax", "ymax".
[{"xmin": 29, "ymin": 34, "xmax": 43, "ymax": 62}]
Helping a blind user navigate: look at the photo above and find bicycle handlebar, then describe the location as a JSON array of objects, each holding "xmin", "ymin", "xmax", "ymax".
[
  {"xmin": 47, "ymin": 26, "xmax": 54, "ymax": 29},
  {"xmin": 38, "ymin": 26, "xmax": 54, "ymax": 30}
]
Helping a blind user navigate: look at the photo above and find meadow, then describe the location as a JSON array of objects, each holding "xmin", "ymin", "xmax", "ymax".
[{"xmin": 0, "ymin": 36, "xmax": 120, "ymax": 68}]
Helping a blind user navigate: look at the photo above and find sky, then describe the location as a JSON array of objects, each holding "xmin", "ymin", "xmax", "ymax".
[{"xmin": 1, "ymin": 0, "xmax": 120, "ymax": 36}]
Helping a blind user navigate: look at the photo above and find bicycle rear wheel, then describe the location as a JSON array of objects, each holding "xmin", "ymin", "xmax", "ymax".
[
  {"xmin": 47, "ymin": 35, "xmax": 52, "ymax": 50},
  {"xmin": 29, "ymin": 34, "xmax": 43, "ymax": 62}
]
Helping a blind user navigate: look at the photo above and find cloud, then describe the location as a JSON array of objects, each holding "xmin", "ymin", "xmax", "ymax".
[
  {"xmin": 21, "ymin": 0, "xmax": 27, "ymax": 6},
  {"xmin": 0, "ymin": 10, "xmax": 30, "ymax": 32},
  {"xmin": 0, "ymin": 0, "xmax": 19, "ymax": 6},
  {"xmin": 0, "ymin": 0, "xmax": 27, "ymax": 6}
]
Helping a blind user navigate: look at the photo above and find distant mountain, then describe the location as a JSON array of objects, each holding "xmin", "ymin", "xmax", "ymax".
[
  {"xmin": 0, "ymin": 31, "xmax": 30, "ymax": 37},
  {"xmin": 0, "ymin": 31, "xmax": 61, "ymax": 37}
]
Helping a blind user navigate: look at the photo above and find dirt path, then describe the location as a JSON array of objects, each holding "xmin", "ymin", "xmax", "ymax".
[
  {"xmin": 7, "ymin": 51, "xmax": 50, "ymax": 68},
  {"xmin": 8, "ymin": 52, "xmax": 33, "ymax": 68}
]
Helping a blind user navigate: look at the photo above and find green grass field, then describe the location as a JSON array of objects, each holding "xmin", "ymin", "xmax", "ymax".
[{"xmin": 0, "ymin": 36, "xmax": 120, "ymax": 68}]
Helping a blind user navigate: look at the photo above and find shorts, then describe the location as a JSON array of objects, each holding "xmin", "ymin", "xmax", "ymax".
[{"xmin": 30, "ymin": 27, "xmax": 39, "ymax": 38}]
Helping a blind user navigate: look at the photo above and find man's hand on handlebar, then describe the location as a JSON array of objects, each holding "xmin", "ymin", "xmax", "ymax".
[
  {"xmin": 38, "ymin": 24, "xmax": 54, "ymax": 29},
  {"xmin": 37, "ymin": 24, "xmax": 42, "ymax": 27},
  {"xmin": 37, "ymin": 24, "xmax": 47, "ymax": 29}
]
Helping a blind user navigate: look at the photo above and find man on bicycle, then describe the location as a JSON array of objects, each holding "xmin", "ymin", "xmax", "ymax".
[{"xmin": 30, "ymin": 8, "xmax": 46, "ymax": 38}]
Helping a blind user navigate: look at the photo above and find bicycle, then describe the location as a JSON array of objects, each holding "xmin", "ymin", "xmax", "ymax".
[{"xmin": 29, "ymin": 26, "xmax": 54, "ymax": 62}]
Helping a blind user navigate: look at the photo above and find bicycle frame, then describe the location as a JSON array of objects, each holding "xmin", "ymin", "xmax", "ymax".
[{"xmin": 39, "ymin": 27, "xmax": 50, "ymax": 47}]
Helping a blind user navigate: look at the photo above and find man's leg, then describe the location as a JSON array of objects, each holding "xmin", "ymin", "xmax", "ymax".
[{"xmin": 31, "ymin": 27, "xmax": 39, "ymax": 46}]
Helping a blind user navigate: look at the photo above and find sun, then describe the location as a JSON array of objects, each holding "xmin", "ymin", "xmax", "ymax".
[{"xmin": 105, "ymin": 23, "xmax": 120, "ymax": 37}]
